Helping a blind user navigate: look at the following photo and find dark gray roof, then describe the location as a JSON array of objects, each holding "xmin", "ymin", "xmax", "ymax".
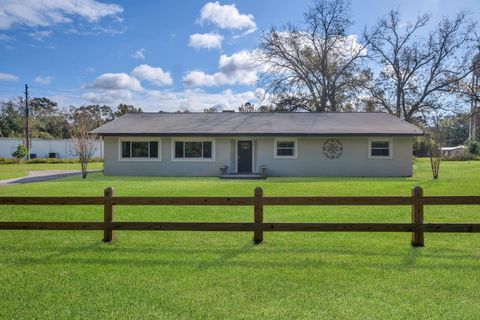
[{"xmin": 92, "ymin": 112, "xmax": 423, "ymax": 136}]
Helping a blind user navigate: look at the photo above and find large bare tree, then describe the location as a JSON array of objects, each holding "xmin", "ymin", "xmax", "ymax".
[
  {"xmin": 69, "ymin": 113, "xmax": 97, "ymax": 179},
  {"xmin": 363, "ymin": 11, "xmax": 477, "ymax": 122},
  {"xmin": 258, "ymin": 0, "xmax": 370, "ymax": 112}
]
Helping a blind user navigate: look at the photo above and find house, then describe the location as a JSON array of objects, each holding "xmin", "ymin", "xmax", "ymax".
[{"xmin": 92, "ymin": 112, "xmax": 423, "ymax": 177}]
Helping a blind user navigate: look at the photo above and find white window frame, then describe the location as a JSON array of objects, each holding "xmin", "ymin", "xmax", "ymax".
[
  {"xmin": 118, "ymin": 137, "xmax": 162, "ymax": 162},
  {"xmin": 273, "ymin": 138, "xmax": 298, "ymax": 159},
  {"xmin": 368, "ymin": 138, "xmax": 393, "ymax": 159},
  {"xmin": 171, "ymin": 137, "xmax": 216, "ymax": 162}
]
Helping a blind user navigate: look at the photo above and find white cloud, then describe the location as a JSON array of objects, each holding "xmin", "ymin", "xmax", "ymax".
[
  {"xmin": 0, "ymin": 0, "xmax": 123, "ymax": 30},
  {"xmin": 131, "ymin": 64, "xmax": 173, "ymax": 86},
  {"xmin": 29, "ymin": 29, "xmax": 52, "ymax": 41},
  {"xmin": 183, "ymin": 71, "xmax": 218, "ymax": 87},
  {"xmin": 183, "ymin": 50, "xmax": 259, "ymax": 87},
  {"xmin": 1, "ymin": 85, "xmax": 264, "ymax": 112},
  {"xmin": 82, "ymin": 89, "xmax": 132, "ymax": 103},
  {"xmin": 130, "ymin": 48, "xmax": 145, "ymax": 60},
  {"xmin": 87, "ymin": 73, "xmax": 143, "ymax": 91},
  {"xmin": 198, "ymin": 2, "xmax": 256, "ymax": 34},
  {"xmin": 0, "ymin": 72, "xmax": 18, "ymax": 81},
  {"xmin": 0, "ymin": 34, "xmax": 11, "ymax": 42},
  {"xmin": 141, "ymin": 88, "xmax": 260, "ymax": 111},
  {"xmin": 188, "ymin": 33, "xmax": 223, "ymax": 50},
  {"xmin": 34, "ymin": 75, "xmax": 53, "ymax": 85}
]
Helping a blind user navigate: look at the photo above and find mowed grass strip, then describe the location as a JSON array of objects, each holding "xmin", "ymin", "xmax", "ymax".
[
  {"xmin": 0, "ymin": 162, "xmax": 104, "ymax": 180},
  {"xmin": 0, "ymin": 158, "xmax": 479, "ymax": 319}
]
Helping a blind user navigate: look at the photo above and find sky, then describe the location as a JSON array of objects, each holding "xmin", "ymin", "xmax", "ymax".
[{"xmin": 0, "ymin": 0, "xmax": 479, "ymax": 112}]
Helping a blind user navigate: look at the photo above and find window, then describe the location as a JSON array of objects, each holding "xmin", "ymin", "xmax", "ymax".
[
  {"xmin": 369, "ymin": 139, "xmax": 392, "ymax": 159},
  {"xmin": 120, "ymin": 140, "xmax": 160, "ymax": 160},
  {"xmin": 132, "ymin": 141, "xmax": 148, "ymax": 157},
  {"xmin": 274, "ymin": 139, "xmax": 297, "ymax": 159},
  {"xmin": 173, "ymin": 140, "xmax": 214, "ymax": 160}
]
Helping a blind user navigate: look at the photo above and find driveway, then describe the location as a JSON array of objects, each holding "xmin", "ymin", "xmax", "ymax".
[{"xmin": 0, "ymin": 170, "xmax": 101, "ymax": 186}]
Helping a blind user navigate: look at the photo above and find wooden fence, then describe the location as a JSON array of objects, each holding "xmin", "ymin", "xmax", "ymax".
[{"xmin": 0, "ymin": 186, "xmax": 480, "ymax": 247}]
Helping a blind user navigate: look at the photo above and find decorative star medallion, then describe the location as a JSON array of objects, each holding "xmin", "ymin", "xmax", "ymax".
[{"xmin": 322, "ymin": 139, "xmax": 343, "ymax": 159}]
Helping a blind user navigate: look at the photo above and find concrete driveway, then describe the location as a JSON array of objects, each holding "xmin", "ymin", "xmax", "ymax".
[{"xmin": 0, "ymin": 170, "xmax": 101, "ymax": 186}]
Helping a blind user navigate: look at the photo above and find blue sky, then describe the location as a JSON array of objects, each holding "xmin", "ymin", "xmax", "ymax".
[{"xmin": 0, "ymin": 0, "xmax": 479, "ymax": 112}]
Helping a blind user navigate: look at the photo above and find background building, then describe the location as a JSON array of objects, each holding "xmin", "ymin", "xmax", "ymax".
[{"xmin": 0, "ymin": 138, "xmax": 103, "ymax": 159}]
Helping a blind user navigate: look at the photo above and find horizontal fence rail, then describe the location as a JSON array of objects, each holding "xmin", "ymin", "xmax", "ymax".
[
  {"xmin": 0, "ymin": 186, "xmax": 479, "ymax": 247},
  {"xmin": 1, "ymin": 222, "xmax": 479, "ymax": 233}
]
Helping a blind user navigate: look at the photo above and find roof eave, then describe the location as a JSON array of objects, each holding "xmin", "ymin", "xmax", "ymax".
[{"xmin": 95, "ymin": 132, "xmax": 423, "ymax": 137}]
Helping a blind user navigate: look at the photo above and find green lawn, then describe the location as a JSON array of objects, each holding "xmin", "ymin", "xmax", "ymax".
[
  {"xmin": 0, "ymin": 162, "xmax": 104, "ymax": 180},
  {"xmin": 0, "ymin": 159, "xmax": 479, "ymax": 319}
]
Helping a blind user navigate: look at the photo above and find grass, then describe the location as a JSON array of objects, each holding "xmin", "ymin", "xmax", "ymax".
[
  {"xmin": 0, "ymin": 162, "xmax": 104, "ymax": 180},
  {"xmin": 0, "ymin": 158, "xmax": 479, "ymax": 319}
]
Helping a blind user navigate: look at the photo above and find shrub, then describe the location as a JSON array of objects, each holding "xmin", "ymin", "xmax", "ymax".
[
  {"xmin": 465, "ymin": 140, "xmax": 480, "ymax": 155},
  {"xmin": 442, "ymin": 152, "xmax": 478, "ymax": 161},
  {"xmin": 12, "ymin": 145, "xmax": 28, "ymax": 162}
]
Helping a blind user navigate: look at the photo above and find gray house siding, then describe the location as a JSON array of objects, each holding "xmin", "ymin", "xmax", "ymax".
[
  {"xmin": 256, "ymin": 137, "xmax": 412, "ymax": 177},
  {"xmin": 103, "ymin": 136, "xmax": 413, "ymax": 177}
]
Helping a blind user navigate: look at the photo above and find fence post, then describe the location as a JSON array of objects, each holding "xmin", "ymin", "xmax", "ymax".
[
  {"xmin": 103, "ymin": 187, "xmax": 115, "ymax": 242},
  {"xmin": 411, "ymin": 186, "xmax": 424, "ymax": 247},
  {"xmin": 253, "ymin": 187, "xmax": 264, "ymax": 244}
]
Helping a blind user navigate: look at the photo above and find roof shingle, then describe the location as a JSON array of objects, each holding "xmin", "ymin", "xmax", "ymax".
[{"xmin": 92, "ymin": 112, "xmax": 423, "ymax": 136}]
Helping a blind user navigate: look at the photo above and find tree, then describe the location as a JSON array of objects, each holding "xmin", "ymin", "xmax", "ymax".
[
  {"xmin": 69, "ymin": 113, "xmax": 97, "ymax": 179},
  {"xmin": 465, "ymin": 139, "xmax": 480, "ymax": 155},
  {"xmin": 12, "ymin": 144, "xmax": 28, "ymax": 162},
  {"xmin": 203, "ymin": 106, "xmax": 219, "ymax": 113},
  {"xmin": 237, "ymin": 102, "xmax": 276, "ymax": 112},
  {"xmin": 30, "ymin": 97, "xmax": 69, "ymax": 139},
  {"xmin": 0, "ymin": 100, "xmax": 23, "ymax": 137},
  {"xmin": 426, "ymin": 116, "xmax": 444, "ymax": 179},
  {"xmin": 437, "ymin": 112, "xmax": 470, "ymax": 146},
  {"xmin": 203, "ymin": 105, "xmax": 224, "ymax": 113},
  {"xmin": 69, "ymin": 105, "xmax": 114, "ymax": 129},
  {"xmin": 114, "ymin": 104, "xmax": 142, "ymax": 118},
  {"xmin": 364, "ymin": 11, "xmax": 477, "ymax": 122},
  {"xmin": 258, "ymin": 0, "xmax": 370, "ymax": 112},
  {"xmin": 238, "ymin": 102, "xmax": 255, "ymax": 112},
  {"xmin": 30, "ymin": 97, "xmax": 58, "ymax": 116}
]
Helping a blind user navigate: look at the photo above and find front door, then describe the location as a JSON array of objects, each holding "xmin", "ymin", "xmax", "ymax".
[{"xmin": 237, "ymin": 140, "xmax": 253, "ymax": 173}]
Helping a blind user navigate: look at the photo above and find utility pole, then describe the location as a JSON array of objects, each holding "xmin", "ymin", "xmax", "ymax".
[
  {"xmin": 471, "ymin": 50, "xmax": 480, "ymax": 141},
  {"xmin": 24, "ymin": 83, "xmax": 30, "ymax": 160}
]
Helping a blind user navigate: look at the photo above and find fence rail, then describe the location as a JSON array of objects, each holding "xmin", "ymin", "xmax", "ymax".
[
  {"xmin": 1, "ymin": 196, "xmax": 480, "ymax": 206},
  {"xmin": 0, "ymin": 186, "xmax": 479, "ymax": 247}
]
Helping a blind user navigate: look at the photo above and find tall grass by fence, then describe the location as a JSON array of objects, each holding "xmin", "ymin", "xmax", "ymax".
[{"xmin": 0, "ymin": 186, "xmax": 479, "ymax": 247}]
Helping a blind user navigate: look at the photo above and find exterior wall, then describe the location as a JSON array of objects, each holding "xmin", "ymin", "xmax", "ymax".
[
  {"xmin": 103, "ymin": 136, "xmax": 231, "ymax": 176},
  {"xmin": 0, "ymin": 138, "xmax": 103, "ymax": 159},
  {"xmin": 256, "ymin": 136, "xmax": 413, "ymax": 177},
  {"xmin": 103, "ymin": 136, "xmax": 413, "ymax": 177}
]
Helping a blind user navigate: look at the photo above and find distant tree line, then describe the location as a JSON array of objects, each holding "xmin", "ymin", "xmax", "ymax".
[{"xmin": 0, "ymin": 98, "xmax": 142, "ymax": 139}]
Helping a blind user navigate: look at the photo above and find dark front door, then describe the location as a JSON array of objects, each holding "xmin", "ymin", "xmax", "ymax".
[{"xmin": 237, "ymin": 140, "xmax": 253, "ymax": 173}]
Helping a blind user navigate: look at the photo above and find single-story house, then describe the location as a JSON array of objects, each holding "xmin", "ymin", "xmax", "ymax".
[{"xmin": 92, "ymin": 112, "xmax": 423, "ymax": 177}]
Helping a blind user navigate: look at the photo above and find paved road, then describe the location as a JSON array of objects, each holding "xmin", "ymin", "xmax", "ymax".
[{"xmin": 0, "ymin": 170, "xmax": 101, "ymax": 186}]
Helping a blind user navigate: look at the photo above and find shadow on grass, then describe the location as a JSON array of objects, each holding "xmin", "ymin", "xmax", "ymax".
[
  {"xmin": 2, "ymin": 240, "xmax": 479, "ymax": 271},
  {"xmin": 401, "ymin": 246, "xmax": 422, "ymax": 267}
]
